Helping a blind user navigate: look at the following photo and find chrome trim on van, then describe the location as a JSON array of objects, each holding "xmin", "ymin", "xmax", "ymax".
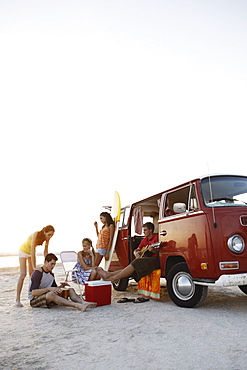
[
  {"xmin": 194, "ymin": 273, "xmax": 247, "ymax": 287},
  {"xmin": 158, "ymin": 210, "xmax": 204, "ymax": 223},
  {"xmin": 219, "ymin": 261, "xmax": 239, "ymax": 270},
  {"xmin": 240, "ymin": 215, "xmax": 247, "ymax": 226}
]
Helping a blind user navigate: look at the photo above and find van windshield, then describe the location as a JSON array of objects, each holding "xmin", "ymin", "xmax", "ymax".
[{"xmin": 201, "ymin": 176, "xmax": 247, "ymax": 207}]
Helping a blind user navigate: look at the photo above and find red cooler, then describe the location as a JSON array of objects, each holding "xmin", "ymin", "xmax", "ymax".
[{"xmin": 85, "ymin": 281, "xmax": 112, "ymax": 306}]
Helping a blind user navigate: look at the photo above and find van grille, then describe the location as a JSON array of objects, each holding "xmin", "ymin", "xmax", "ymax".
[{"xmin": 240, "ymin": 216, "xmax": 247, "ymax": 226}]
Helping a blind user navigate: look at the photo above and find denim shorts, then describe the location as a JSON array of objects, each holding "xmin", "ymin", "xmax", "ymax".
[{"xmin": 96, "ymin": 248, "xmax": 107, "ymax": 256}]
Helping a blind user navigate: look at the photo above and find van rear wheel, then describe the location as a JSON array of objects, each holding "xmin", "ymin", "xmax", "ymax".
[
  {"xmin": 167, "ymin": 262, "xmax": 208, "ymax": 308},
  {"xmin": 112, "ymin": 277, "xmax": 129, "ymax": 291}
]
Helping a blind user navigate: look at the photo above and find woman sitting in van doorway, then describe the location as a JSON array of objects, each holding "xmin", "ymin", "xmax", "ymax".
[
  {"xmin": 94, "ymin": 212, "xmax": 115, "ymax": 266},
  {"xmin": 96, "ymin": 222, "xmax": 160, "ymax": 283}
]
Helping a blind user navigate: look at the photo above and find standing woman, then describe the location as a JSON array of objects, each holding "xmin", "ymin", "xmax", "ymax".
[
  {"xmin": 94, "ymin": 212, "xmax": 115, "ymax": 266},
  {"xmin": 16, "ymin": 225, "xmax": 55, "ymax": 307}
]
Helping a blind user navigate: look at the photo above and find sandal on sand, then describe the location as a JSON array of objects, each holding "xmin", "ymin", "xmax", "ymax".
[
  {"xmin": 117, "ymin": 298, "xmax": 136, "ymax": 303},
  {"xmin": 133, "ymin": 297, "xmax": 150, "ymax": 303}
]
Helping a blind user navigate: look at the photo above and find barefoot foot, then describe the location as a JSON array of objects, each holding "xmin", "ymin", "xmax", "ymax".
[
  {"xmin": 84, "ymin": 301, "xmax": 97, "ymax": 308},
  {"xmin": 15, "ymin": 301, "xmax": 23, "ymax": 307},
  {"xmin": 75, "ymin": 302, "xmax": 97, "ymax": 311},
  {"xmin": 96, "ymin": 268, "xmax": 109, "ymax": 280}
]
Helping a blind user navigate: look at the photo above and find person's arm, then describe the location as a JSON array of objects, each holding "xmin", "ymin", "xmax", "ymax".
[
  {"xmin": 32, "ymin": 286, "xmax": 61, "ymax": 297},
  {"xmin": 148, "ymin": 234, "xmax": 159, "ymax": 254},
  {"xmin": 30, "ymin": 232, "xmax": 38, "ymax": 270},
  {"xmin": 133, "ymin": 248, "xmax": 142, "ymax": 258},
  {"xmin": 44, "ymin": 241, "xmax": 49, "ymax": 258},
  {"xmin": 78, "ymin": 252, "xmax": 92, "ymax": 270},
  {"xmin": 133, "ymin": 238, "xmax": 146, "ymax": 258},
  {"xmin": 91, "ymin": 250, "xmax": 96, "ymax": 267},
  {"xmin": 105, "ymin": 224, "xmax": 115, "ymax": 260},
  {"xmin": 94, "ymin": 221, "xmax": 99, "ymax": 236},
  {"xmin": 148, "ymin": 246, "xmax": 159, "ymax": 254},
  {"xmin": 30, "ymin": 271, "xmax": 61, "ymax": 296}
]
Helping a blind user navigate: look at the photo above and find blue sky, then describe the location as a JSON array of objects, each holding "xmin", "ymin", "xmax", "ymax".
[{"xmin": 0, "ymin": 0, "xmax": 246, "ymax": 255}]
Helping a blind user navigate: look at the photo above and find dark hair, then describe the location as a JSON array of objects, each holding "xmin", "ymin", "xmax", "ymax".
[
  {"xmin": 36, "ymin": 225, "xmax": 55, "ymax": 244},
  {"xmin": 100, "ymin": 212, "xmax": 114, "ymax": 227},
  {"xmin": 143, "ymin": 222, "xmax": 154, "ymax": 233},
  {"xmin": 45, "ymin": 253, "xmax": 58, "ymax": 262}
]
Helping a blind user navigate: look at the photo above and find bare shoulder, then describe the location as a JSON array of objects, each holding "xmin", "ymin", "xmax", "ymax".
[{"xmin": 30, "ymin": 231, "xmax": 38, "ymax": 240}]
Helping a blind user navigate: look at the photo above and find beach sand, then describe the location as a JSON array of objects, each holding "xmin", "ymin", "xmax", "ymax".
[{"xmin": 1, "ymin": 264, "xmax": 247, "ymax": 370}]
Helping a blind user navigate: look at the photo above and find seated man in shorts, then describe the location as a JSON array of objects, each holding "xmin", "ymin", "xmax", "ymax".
[
  {"xmin": 96, "ymin": 222, "xmax": 160, "ymax": 283},
  {"xmin": 29, "ymin": 253, "xmax": 97, "ymax": 311}
]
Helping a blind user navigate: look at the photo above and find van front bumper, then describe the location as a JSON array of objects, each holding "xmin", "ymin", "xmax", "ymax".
[{"xmin": 195, "ymin": 273, "xmax": 247, "ymax": 287}]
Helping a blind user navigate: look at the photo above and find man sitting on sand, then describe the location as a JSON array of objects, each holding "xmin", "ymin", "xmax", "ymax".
[
  {"xmin": 96, "ymin": 222, "xmax": 160, "ymax": 283},
  {"xmin": 29, "ymin": 253, "xmax": 96, "ymax": 311}
]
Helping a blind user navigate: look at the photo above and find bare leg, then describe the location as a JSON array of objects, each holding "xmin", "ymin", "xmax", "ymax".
[
  {"xmin": 96, "ymin": 267, "xmax": 124, "ymax": 279},
  {"xmin": 68, "ymin": 288, "xmax": 97, "ymax": 307},
  {"xmin": 27, "ymin": 257, "xmax": 34, "ymax": 276},
  {"xmin": 94, "ymin": 252, "xmax": 103, "ymax": 266},
  {"xmin": 46, "ymin": 291, "xmax": 97, "ymax": 311},
  {"xmin": 97, "ymin": 265, "xmax": 135, "ymax": 283},
  {"xmin": 16, "ymin": 258, "xmax": 27, "ymax": 306},
  {"xmin": 89, "ymin": 268, "xmax": 101, "ymax": 281}
]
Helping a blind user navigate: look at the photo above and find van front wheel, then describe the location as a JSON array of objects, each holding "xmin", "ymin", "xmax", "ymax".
[
  {"xmin": 238, "ymin": 285, "xmax": 247, "ymax": 294},
  {"xmin": 167, "ymin": 262, "xmax": 208, "ymax": 308}
]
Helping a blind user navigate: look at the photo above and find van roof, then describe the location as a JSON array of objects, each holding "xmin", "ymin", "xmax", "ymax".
[{"xmin": 129, "ymin": 174, "xmax": 247, "ymax": 208}]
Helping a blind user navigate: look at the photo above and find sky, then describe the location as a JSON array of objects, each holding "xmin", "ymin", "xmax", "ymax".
[{"xmin": 0, "ymin": 0, "xmax": 247, "ymax": 256}]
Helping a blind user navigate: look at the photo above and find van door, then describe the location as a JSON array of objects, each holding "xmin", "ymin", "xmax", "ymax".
[
  {"xmin": 159, "ymin": 183, "xmax": 216, "ymax": 279},
  {"xmin": 111, "ymin": 206, "xmax": 130, "ymax": 270}
]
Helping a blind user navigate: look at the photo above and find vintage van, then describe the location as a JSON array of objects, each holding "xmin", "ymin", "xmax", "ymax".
[{"xmin": 109, "ymin": 174, "xmax": 247, "ymax": 308}]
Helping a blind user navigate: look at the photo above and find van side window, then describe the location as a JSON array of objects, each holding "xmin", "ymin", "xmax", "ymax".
[
  {"xmin": 189, "ymin": 184, "xmax": 198, "ymax": 211},
  {"xmin": 164, "ymin": 185, "xmax": 197, "ymax": 217},
  {"xmin": 119, "ymin": 207, "xmax": 130, "ymax": 228}
]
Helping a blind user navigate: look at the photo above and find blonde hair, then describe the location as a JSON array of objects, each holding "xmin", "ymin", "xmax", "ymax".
[
  {"xmin": 81, "ymin": 238, "xmax": 95, "ymax": 258},
  {"xmin": 82, "ymin": 238, "xmax": 92, "ymax": 245}
]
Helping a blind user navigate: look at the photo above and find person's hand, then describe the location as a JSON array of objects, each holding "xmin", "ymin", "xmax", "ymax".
[
  {"xmin": 49, "ymin": 287, "xmax": 62, "ymax": 295},
  {"xmin": 105, "ymin": 255, "xmax": 109, "ymax": 261},
  {"xmin": 94, "ymin": 221, "xmax": 98, "ymax": 227},
  {"xmin": 134, "ymin": 250, "xmax": 141, "ymax": 259}
]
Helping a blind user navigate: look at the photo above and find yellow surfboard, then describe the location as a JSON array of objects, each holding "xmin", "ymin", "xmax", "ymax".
[
  {"xmin": 104, "ymin": 191, "xmax": 121, "ymax": 271},
  {"xmin": 111, "ymin": 191, "xmax": 121, "ymax": 222}
]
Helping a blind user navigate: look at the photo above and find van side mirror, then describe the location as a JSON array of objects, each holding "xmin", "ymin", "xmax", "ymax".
[{"xmin": 173, "ymin": 203, "xmax": 186, "ymax": 214}]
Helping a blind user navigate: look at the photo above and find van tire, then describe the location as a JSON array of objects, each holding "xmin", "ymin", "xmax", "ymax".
[
  {"xmin": 112, "ymin": 277, "xmax": 129, "ymax": 291},
  {"xmin": 238, "ymin": 285, "xmax": 247, "ymax": 294},
  {"xmin": 167, "ymin": 262, "xmax": 208, "ymax": 308}
]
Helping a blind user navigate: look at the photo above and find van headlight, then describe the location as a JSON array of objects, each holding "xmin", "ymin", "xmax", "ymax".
[{"xmin": 227, "ymin": 235, "xmax": 245, "ymax": 254}]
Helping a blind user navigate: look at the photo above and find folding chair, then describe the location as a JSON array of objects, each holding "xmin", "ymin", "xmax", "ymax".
[{"xmin": 60, "ymin": 251, "xmax": 83, "ymax": 298}]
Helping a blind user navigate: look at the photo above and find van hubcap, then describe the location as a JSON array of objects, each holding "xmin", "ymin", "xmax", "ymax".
[{"xmin": 172, "ymin": 271, "xmax": 195, "ymax": 300}]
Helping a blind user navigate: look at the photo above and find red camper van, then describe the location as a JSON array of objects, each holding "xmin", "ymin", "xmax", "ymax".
[{"xmin": 108, "ymin": 174, "xmax": 247, "ymax": 308}]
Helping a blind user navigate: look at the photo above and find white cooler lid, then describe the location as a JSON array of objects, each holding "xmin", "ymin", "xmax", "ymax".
[{"xmin": 86, "ymin": 280, "xmax": 112, "ymax": 286}]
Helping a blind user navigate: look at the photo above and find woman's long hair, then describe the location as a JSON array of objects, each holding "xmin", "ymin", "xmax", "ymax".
[
  {"xmin": 100, "ymin": 212, "xmax": 114, "ymax": 227},
  {"xmin": 36, "ymin": 225, "xmax": 55, "ymax": 244}
]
